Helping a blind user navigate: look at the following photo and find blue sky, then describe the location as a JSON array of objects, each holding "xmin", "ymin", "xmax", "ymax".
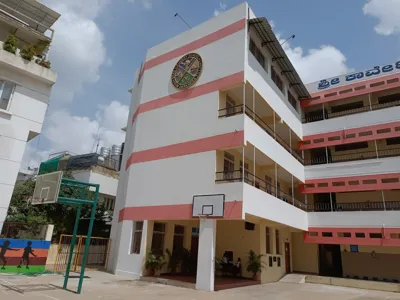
[{"xmin": 24, "ymin": 0, "xmax": 400, "ymax": 168}]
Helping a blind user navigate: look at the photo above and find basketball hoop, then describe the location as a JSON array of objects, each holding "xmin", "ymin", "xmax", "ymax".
[{"xmin": 197, "ymin": 214, "xmax": 211, "ymax": 221}]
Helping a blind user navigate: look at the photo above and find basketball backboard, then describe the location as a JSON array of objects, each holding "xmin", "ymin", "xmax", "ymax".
[
  {"xmin": 192, "ymin": 194, "xmax": 225, "ymax": 218},
  {"xmin": 31, "ymin": 171, "xmax": 63, "ymax": 205}
]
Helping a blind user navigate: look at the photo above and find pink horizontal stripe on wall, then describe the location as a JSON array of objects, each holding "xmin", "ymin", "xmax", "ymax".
[
  {"xmin": 126, "ymin": 130, "xmax": 244, "ymax": 169},
  {"xmin": 304, "ymin": 227, "xmax": 400, "ymax": 247},
  {"xmin": 299, "ymin": 120, "xmax": 400, "ymax": 150},
  {"xmin": 302, "ymin": 73, "xmax": 400, "ymax": 108},
  {"xmin": 300, "ymin": 172, "xmax": 400, "ymax": 194},
  {"xmin": 143, "ymin": 19, "xmax": 246, "ymax": 72},
  {"xmin": 119, "ymin": 201, "xmax": 243, "ymax": 222},
  {"xmin": 132, "ymin": 71, "xmax": 244, "ymax": 124}
]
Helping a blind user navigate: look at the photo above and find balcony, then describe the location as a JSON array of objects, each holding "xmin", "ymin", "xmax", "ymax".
[
  {"xmin": 304, "ymin": 147, "xmax": 400, "ymax": 165},
  {"xmin": 308, "ymin": 201, "xmax": 400, "ymax": 212},
  {"xmin": 215, "ymin": 170, "xmax": 307, "ymax": 211},
  {"xmin": 219, "ymin": 104, "xmax": 303, "ymax": 164},
  {"xmin": 303, "ymin": 88, "xmax": 400, "ymax": 124}
]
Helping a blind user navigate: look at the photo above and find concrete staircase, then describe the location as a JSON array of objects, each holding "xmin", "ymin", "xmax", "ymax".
[{"xmin": 279, "ymin": 274, "xmax": 306, "ymax": 284}]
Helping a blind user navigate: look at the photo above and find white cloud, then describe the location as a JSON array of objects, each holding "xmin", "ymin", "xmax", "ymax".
[
  {"xmin": 271, "ymin": 28, "xmax": 351, "ymax": 84},
  {"xmin": 363, "ymin": 0, "xmax": 400, "ymax": 36},
  {"xmin": 214, "ymin": 1, "xmax": 227, "ymax": 17},
  {"xmin": 40, "ymin": 1, "xmax": 108, "ymax": 104},
  {"xmin": 23, "ymin": 101, "xmax": 129, "ymax": 168},
  {"xmin": 128, "ymin": 0, "xmax": 154, "ymax": 10}
]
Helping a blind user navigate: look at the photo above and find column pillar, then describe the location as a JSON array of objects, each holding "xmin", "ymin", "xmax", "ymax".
[
  {"xmin": 368, "ymin": 93, "xmax": 372, "ymax": 111},
  {"xmin": 382, "ymin": 191, "xmax": 386, "ymax": 211},
  {"xmin": 273, "ymin": 111, "xmax": 276, "ymax": 139},
  {"xmin": 291, "ymin": 175, "xmax": 294, "ymax": 205},
  {"xmin": 275, "ymin": 163, "xmax": 278, "ymax": 197},
  {"xmin": 329, "ymin": 193, "xmax": 333, "ymax": 212},
  {"xmin": 253, "ymin": 144, "xmax": 256, "ymax": 186},
  {"xmin": 195, "ymin": 219, "xmax": 217, "ymax": 291},
  {"xmin": 374, "ymin": 140, "xmax": 379, "ymax": 159}
]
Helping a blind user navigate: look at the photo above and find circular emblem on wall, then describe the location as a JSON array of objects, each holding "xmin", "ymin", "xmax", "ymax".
[{"xmin": 171, "ymin": 53, "xmax": 203, "ymax": 89}]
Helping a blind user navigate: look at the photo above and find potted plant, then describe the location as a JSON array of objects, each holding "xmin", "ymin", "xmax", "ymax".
[
  {"xmin": 166, "ymin": 248, "xmax": 181, "ymax": 274},
  {"xmin": 3, "ymin": 33, "xmax": 18, "ymax": 54},
  {"xmin": 20, "ymin": 44, "xmax": 36, "ymax": 61},
  {"xmin": 246, "ymin": 250, "xmax": 265, "ymax": 280},
  {"xmin": 35, "ymin": 58, "xmax": 51, "ymax": 69},
  {"xmin": 145, "ymin": 249, "xmax": 166, "ymax": 276}
]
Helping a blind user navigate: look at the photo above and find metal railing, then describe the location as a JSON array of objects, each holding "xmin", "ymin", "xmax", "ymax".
[
  {"xmin": 218, "ymin": 105, "xmax": 304, "ymax": 164},
  {"xmin": 303, "ymin": 99, "xmax": 400, "ymax": 123},
  {"xmin": 308, "ymin": 201, "xmax": 400, "ymax": 212},
  {"xmin": 304, "ymin": 148, "xmax": 400, "ymax": 165},
  {"xmin": 215, "ymin": 170, "xmax": 307, "ymax": 211}
]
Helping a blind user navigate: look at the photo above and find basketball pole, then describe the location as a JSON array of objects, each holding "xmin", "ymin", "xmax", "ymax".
[{"xmin": 77, "ymin": 184, "xmax": 99, "ymax": 294}]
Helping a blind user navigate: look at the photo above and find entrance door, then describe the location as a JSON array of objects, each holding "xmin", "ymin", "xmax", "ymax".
[
  {"xmin": 318, "ymin": 244, "xmax": 343, "ymax": 277},
  {"xmin": 285, "ymin": 242, "xmax": 291, "ymax": 273},
  {"xmin": 190, "ymin": 228, "xmax": 199, "ymax": 275}
]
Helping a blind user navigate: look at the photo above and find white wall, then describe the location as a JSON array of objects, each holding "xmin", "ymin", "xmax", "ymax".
[
  {"xmin": 125, "ymin": 151, "xmax": 243, "ymax": 207},
  {"xmin": 308, "ymin": 211, "xmax": 400, "ymax": 228},
  {"xmin": 303, "ymin": 106, "xmax": 400, "ymax": 136},
  {"xmin": 246, "ymin": 53, "xmax": 303, "ymax": 138},
  {"xmin": 133, "ymin": 94, "xmax": 244, "ymax": 152},
  {"xmin": 71, "ymin": 170, "xmax": 118, "ymax": 196},
  {"xmin": 0, "ymin": 50, "xmax": 55, "ymax": 231},
  {"xmin": 243, "ymin": 184, "xmax": 308, "ymax": 230},
  {"xmin": 305, "ymin": 156, "xmax": 400, "ymax": 179},
  {"xmin": 145, "ymin": 3, "xmax": 247, "ymax": 60},
  {"xmin": 245, "ymin": 116, "xmax": 305, "ymax": 182}
]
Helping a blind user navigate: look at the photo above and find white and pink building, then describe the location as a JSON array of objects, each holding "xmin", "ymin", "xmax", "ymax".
[{"xmin": 108, "ymin": 2, "xmax": 400, "ymax": 291}]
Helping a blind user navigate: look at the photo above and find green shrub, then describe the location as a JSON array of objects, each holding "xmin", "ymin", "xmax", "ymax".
[
  {"xmin": 35, "ymin": 58, "xmax": 51, "ymax": 69},
  {"xmin": 3, "ymin": 33, "xmax": 18, "ymax": 54},
  {"xmin": 20, "ymin": 44, "xmax": 36, "ymax": 61}
]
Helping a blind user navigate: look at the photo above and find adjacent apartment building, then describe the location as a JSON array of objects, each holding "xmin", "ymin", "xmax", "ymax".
[
  {"xmin": 108, "ymin": 3, "xmax": 400, "ymax": 291},
  {"xmin": 0, "ymin": 0, "xmax": 59, "ymax": 231}
]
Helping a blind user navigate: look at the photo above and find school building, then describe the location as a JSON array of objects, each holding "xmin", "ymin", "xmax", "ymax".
[{"xmin": 108, "ymin": 2, "xmax": 400, "ymax": 291}]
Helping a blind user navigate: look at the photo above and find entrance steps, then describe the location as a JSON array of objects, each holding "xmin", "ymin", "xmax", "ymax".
[{"xmin": 279, "ymin": 274, "xmax": 306, "ymax": 284}]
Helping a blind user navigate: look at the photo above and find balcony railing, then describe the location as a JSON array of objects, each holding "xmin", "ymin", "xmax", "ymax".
[
  {"xmin": 215, "ymin": 170, "xmax": 307, "ymax": 211},
  {"xmin": 304, "ymin": 148, "xmax": 400, "ymax": 166},
  {"xmin": 308, "ymin": 201, "xmax": 400, "ymax": 212},
  {"xmin": 303, "ymin": 99, "xmax": 400, "ymax": 123},
  {"xmin": 219, "ymin": 105, "xmax": 304, "ymax": 164}
]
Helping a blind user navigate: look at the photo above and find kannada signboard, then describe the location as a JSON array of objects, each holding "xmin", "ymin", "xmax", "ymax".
[{"xmin": 306, "ymin": 61, "xmax": 400, "ymax": 93}]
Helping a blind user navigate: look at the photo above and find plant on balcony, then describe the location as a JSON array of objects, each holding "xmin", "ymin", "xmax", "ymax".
[
  {"xmin": 35, "ymin": 58, "xmax": 51, "ymax": 69},
  {"xmin": 20, "ymin": 44, "xmax": 36, "ymax": 61},
  {"xmin": 3, "ymin": 33, "xmax": 18, "ymax": 54},
  {"xmin": 246, "ymin": 250, "xmax": 266, "ymax": 280},
  {"xmin": 35, "ymin": 40, "xmax": 50, "ymax": 55}
]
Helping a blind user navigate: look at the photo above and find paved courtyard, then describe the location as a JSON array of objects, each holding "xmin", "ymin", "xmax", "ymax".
[{"xmin": 1, "ymin": 271, "xmax": 400, "ymax": 300}]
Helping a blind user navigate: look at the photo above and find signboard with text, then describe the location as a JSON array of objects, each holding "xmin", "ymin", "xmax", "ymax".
[{"xmin": 306, "ymin": 61, "xmax": 400, "ymax": 93}]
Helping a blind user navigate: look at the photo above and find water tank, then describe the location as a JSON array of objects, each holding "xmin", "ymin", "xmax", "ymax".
[
  {"xmin": 111, "ymin": 144, "xmax": 121, "ymax": 156},
  {"xmin": 100, "ymin": 147, "xmax": 111, "ymax": 157}
]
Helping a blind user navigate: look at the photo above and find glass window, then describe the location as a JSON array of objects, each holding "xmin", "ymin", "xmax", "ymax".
[
  {"xmin": 249, "ymin": 38, "xmax": 266, "ymax": 71},
  {"xmin": 271, "ymin": 66, "xmax": 284, "ymax": 93},
  {"xmin": 266, "ymin": 227, "xmax": 271, "ymax": 254},
  {"xmin": 288, "ymin": 91, "xmax": 297, "ymax": 111},
  {"xmin": 0, "ymin": 80, "xmax": 15, "ymax": 110},
  {"xmin": 275, "ymin": 229, "xmax": 281, "ymax": 254},
  {"xmin": 151, "ymin": 222, "xmax": 166, "ymax": 255},
  {"xmin": 131, "ymin": 221, "xmax": 144, "ymax": 254}
]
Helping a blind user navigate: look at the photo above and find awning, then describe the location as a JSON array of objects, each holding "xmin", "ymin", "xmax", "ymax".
[{"xmin": 248, "ymin": 17, "xmax": 310, "ymax": 100}]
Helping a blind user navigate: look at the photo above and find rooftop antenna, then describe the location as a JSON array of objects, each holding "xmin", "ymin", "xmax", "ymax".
[
  {"xmin": 174, "ymin": 13, "xmax": 191, "ymax": 29},
  {"xmin": 281, "ymin": 34, "xmax": 295, "ymax": 46}
]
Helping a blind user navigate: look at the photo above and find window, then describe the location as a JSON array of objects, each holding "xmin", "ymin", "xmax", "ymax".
[
  {"xmin": 378, "ymin": 93, "xmax": 400, "ymax": 104},
  {"xmin": 275, "ymin": 229, "xmax": 281, "ymax": 254},
  {"xmin": 103, "ymin": 197, "xmax": 115, "ymax": 210},
  {"xmin": 271, "ymin": 66, "xmax": 284, "ymax": 93},
  {"xmin": 386, "ymin": 137, "xmax": 400, "ymax": 145},
  {"xmin": 245, "ymin": 222, "xmax": 255, "ymax": 231},
  {"xmin": 130, "ymin": 221, "xmax": 143, "ymax": 254},
  {"xmin": 249, "ymin": 38, "xmax": 266, "ymax": 70},
  {"xmin": 173, "ymin": 225, "xmax": 185, "ymax": 251},
  {"xmin": 265, "ymin": 227, "xmax": 271, "ymax": 254},
  {"xmin": 288, "ymin": 91, "xmax": 297, "ymax": 111},
  {"xmin": 335, "ymin": 142, "xmax": 369, "ymax": 152},
  {"xmin": 0, "ymin": 80, "xmax": 15, "ymax": 110},
  {"xmin": 331, "ymin": 101, "xmax": 363, "ymax": 114},
  {"xmin": 151, "ymin": 222, "xmax": 166, "ymax": 255},
  {"xmin": 226, "ymin": 95, "xmax": 236, "ymax": 115}
]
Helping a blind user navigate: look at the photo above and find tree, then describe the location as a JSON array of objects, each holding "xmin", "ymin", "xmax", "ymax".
[{"xmin": 6, "ymin": 171, "xmax": 111, "ymax": 239}]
